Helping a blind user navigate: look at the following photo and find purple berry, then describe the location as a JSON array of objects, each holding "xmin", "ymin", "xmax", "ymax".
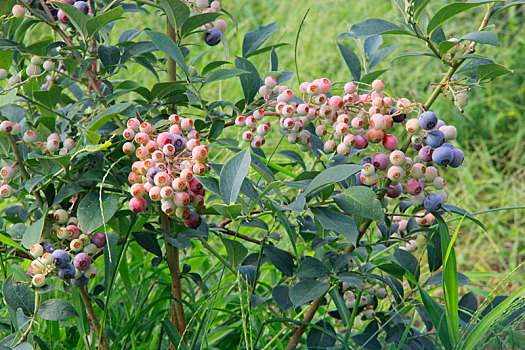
[
  {"xmin": 204, "ymin": 28, "xmax": 222, "ymax": 46},
  {"xmin": 424, "ymin": 193, "xmax": 443, "ymax": 212},
  {"xmin": 41, "ymin": 241, "xmax": 55, "ymax": 253},
  {"xmin": 146, "ymin": 167, "xmax": 162, "ymax": 185},
  {"xmin": 390, "ymin": 108, "xmax": 406, "ymax": 123},
  {"xmin": 441, "ymin": 142, "xmax": 455, "ymax": 150},
  {"xmin": 426, "ymin": 130, "xmax": 445, "ymax": 148},
  {"xmin": 372, "ymin": 152, "xmax": 389, "ymax": 170},
  {"xmin": 58, "ymin": 263, "xmax": 76, "ymax": 280},
  {"xmin": 418, "ymin": 146, "xmax": 433, "ymax": 162},
  {"xmin": 91, "ymin": 232, "xmax": 106, "ymax": 248},
  {"xmin": 73, "ymin": 253, "xmax": 92, "ymax": 271},
  {"xmin": 184, "ymin": 212, "xmax": 202, "ymax": 229},
  {"xmin": 173, "ymin": 134, "xmax": 186, "ymax": 152},
  {"xmin": 434, "ymin": 119, "xmax": 446, "ymax": 130},
  {"xmin": 419, "ymin": 111, "xmax": 438, "ymax": 130},
  {"xmin": 71, "ymin": 274, "xmax": 89, "ymax": 287},
  {"xmin": 432, "ymin": 146, "xmax": 454, "ymax": 166},
  {"xmin": 406, "ymin": 178, "xmax": 423, "ymax": 196},
  {"xmin": 73, "ymin": 1, "xmax": 88, "ymax": 14},
  {"xmin": 386, "ymin": 183, "xmax": 403, "ymax": 198},
  {"xmin": 449, "ymin": 149, "xmax": 464, "ymax": 168},
  {"xmin": 52, "ymin": 249, "xmax": 70, "ymax": 268}
]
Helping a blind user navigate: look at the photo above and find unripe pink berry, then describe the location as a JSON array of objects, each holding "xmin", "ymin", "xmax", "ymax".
[
  {"xmin": 344, "ymin": 82, "xmax": 357, "ymax": 94},
  {"xmin": 418, "ymin": 146, "xmax": 433, "ymax": 162},
  {"xmin": 406, "ymin": 178, "xmax": 423, "ymax": 196},
  {"xmin": 245, "ymin": 115, "xmax": 257, "ymax": 128},
  {"xmin": 46, "ymin": 139, "xmax": 60, "ymax": 152},
  {"xmin": 174, "ymin": 192, "xmax": 190, "ymax": 207},
  {"xmin": 251, "ymin": 135, "xmax": 265, "ymax": 148},
  {"xmin": 410, "ymin": 163, "xmax": 426, "ymax": 179},
  {"xmin": 424, "ymin": 166, "xmax": 439, "ymax": 182},
  {"xmin": 0, "ymin": 121, "xmax": 12, "ymax": 133},
  {"xmin": 406, "ymin": 118, "xmax": 421, "ymax": 134},
  {"xmin": 433, "ymin": 176, "xmax": 446, "ymax": 189},
  {"xmin": 389, "ymin": 150, "xmax": 405, "ymax": 166},
  {"xmin": 372, "ymin": 152, "xmax": 389, "ymax": 170},
  {"xmin": 256, "ymin": 123, "xmax": 270, "ymax": 136},
  {"xmin": 172, "ymin": 178, "xmax": 187, "ymax": 192},
  {"xmin": 186, "ymin": 139, "xmax": 201, "ymax": 151},
  {"xmin": 387, "ymin": 166, "xmax": 405, "ymax": 182},
  {"xmin": 12, "ymin": 5, "xmax": 26, "ymax": 18},
  {"xmin": 127, "ymin": 118, "xmax": 140, "ymax": 131},
  {"xmin": 306, "ymin": 83, "xmax": 320, "ymax": 95},
  {"xmin": 328, "ymin": 96, "xmax": 343, "ymax": 111},
  {"xmin": 122, "ymin": 128, "xmax": 135, "ymax": 140},
  {"xmin": 130, "ymin": 183, "xmax": 145, "ymax": 197},
  {"xmin": 139, "ymin": 122, "xmax": 152, "ymax": 134},
  {"xmin": 134, "ymin": 132, "xmax": 149, "ymax": 144},
  {"xmin": 135, "ymin": 146, "xmax": 149, "ymax": 160},
  {"xmin": 323, "ymin": 140, "xmax": 336, "ymax": 153},
  {"xmin": 128, "ymin": 171, "xmax": 141, "ymax": 184},
  {"xmin": 317, "ymin": 78, "xmax": 332, "ymax": 93},
  {"xmin": 299, "ymin": 82, "xmax": 309, "ymax": 94},
  {"xmin": 371, "ymin": 79, "xmax": 385, "ymax": 92},
  {"xmin": 264, "ymin": 76, "xmax": 277, "ymax": 89},
  {"xmin": 242, "ymin": 130, "xmax": 253, "ymax": 141},
  {"xmin": 154, "ymin": 172, "xmax": 170, "ymax": 187},
  {"xmin": 287, "ymin": 133, "xmax": 299, "ymax": 144},
  {"xmin": 335, "ymin": 123, "xmax": 349, "ymax": 135},
  {"xmin": 162, "ymin": 144, "xmax": 175, "ymax": 156},
  {"xmin": 192, "ymin": 145, "xmax": 208, "ymax": 163},
  {"xmin": 193, "ymin": 162, "xmax": 207, "ymax": 175},
  {"xmin": 235, "ymin": 116, "xmax": 246, "ymax": 127},
  {"xmin": 149, "ymin": 186, "xmax": 161, "ymax": 201},
  {"xmin": 315, "ymin": 94, "xmax": 327, "ymax": 105},
  {"xmin": 258, "ymin": 86, "xmax": 270, "ymax": 96},
  {"xmin": 351, "ymin": 117, "xmax": 363, "ymax": 129},
  {"xmin": 23, "ymin": 131, "xmax": 37, "ymax": 143},
  {"xmin": 315, "ymin": 125, "xmax": 327, "ymax": 137},
  {"xmin": 8, "ymin": 75, "xmax": 21, "ymax": 87},
  {"xmin": 180, "ymin": 169, "xmax": 193, "ymax": 182},
  {"xmin": 343, "ymin": 134, "xmax": 355, "ymax": 147},
  {"xmin": 382, "ymin": 134, "xmax": 398, "ymax": 151},
  {"xmin": 214, "ymin": 19, "xmax": 227, "ymax": 32},
  {"xmin": 187, "ymin": 129, "xmax": 199, "ymax": 140},
  {"xmin": 170, "ymin": 124, "xmax": 183, "ymax": 135},
  {"xmin": 370, "ymin": 114, "xmax": 386, "ymax": 130},
  {"xmin": 336, "ymin": 143, "xmax": 351, "ymax": 156},
  {"xmin": 180, "ymin": 118, "xmax": 194, "ymax": 131},
  {"xmin": 9, "ymin": 123, "xmax": 21, "ymax": 135},
  {"xmin": 367, "ymin": 129, "xmax": 384, "ymax": 144},
  {"xmin": 0, "ymin": 166, "xmax": 14, "ymax": 180}
]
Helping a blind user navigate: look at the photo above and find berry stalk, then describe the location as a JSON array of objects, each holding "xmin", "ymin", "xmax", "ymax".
[{"xmin": 78, "ymin": 286, "xmax": 109, "ymax": 350}]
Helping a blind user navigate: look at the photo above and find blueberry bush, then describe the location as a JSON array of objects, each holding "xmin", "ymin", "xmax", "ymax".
[{"xmin": 0, "ymin": 0, "xmax": 524, "ymax": 349}]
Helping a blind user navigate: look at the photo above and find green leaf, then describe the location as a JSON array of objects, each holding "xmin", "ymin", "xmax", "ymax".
[
  {"xmin": 305, "ymin": 164, "xmax": 361, "ymax": 196},
  {"xmin": 414, "ymin": 0, "xmax": 432, "ymax": 20},
  {"xmin": 329, "ymin": 289, "xmax": 351, "ymax": 326},
  {"xmin": 307, "ymin": 320, "xmax": 336, "ymax": 349},
  {"xmin": 0, "ymin": 89, "xmax": 18, "ymax": 107},
  {"xmin": 311, "ymin": 207, "xmax": 358, "ymax": 246},
  {"xmin": 234, "ymin": 56, "xmax": 261, "ymax": 104},
  {"xmin": 242, "ymin": 22, "xmax": 278, "ymax": 57},
  {"xmin": 427, "ymin": 1, "xmax": 495, "ymax": 35},
  {"xmin": 132, "ymin": 232, "xmax": 162, "ymax": 257},
  {"xmin": 360, "ymin": 69, "xmax": 389, "ymax": 85},
  {"xmin": 460, "ymin": 284, "xmax": 525, "ymax": 350},
  {"xmin": 333, "ymin": 186, "xmax": 383, "ymax": 221},
  {"xmin": 221, "ymin": 237, "xmax": 247, "ymax": 267},
  {"xmin": 38, "ymin": 299, "xmax": 78, "ymax": 321},
  {"xmin": 120, "ymin": 41, "xmax": 158, "ymax": 64},
  {"xmin": 77, "ymin": 192, "xmax": 120, "ymax": 235},
  {"xmin": 181, "ymin": 12, "xmax": 222, "ymax": 37},
  {"xmin": 98, "ymin": 45, "xmax": 121, "ymax": 67},
  {"xmin": 436, "ymin": 215, "xmax": 459, "ymax": 344},
  {"xmin": 33, "ymin": 85, "xmax": 62, "ymax": 109},
  {"xmin": 0, "ymin": 0, "xmax": 13, "ymax": 16},
  {"xmin": 54, "ymin": 183, "xmax": 84, "ymax": 205},
  {"xmin": 456, "ymin": 58, "xmax": 494, "ymax": 78},
  {"xmin": 296, "ymin": 257, "xmax": 329, "ymax": 279},
  {"xmin": 265, "ymin": 245, "xmax": 294, "ymax": 277},
  {"xmin": 0, "ymin": 233, "xmax": 25, "ymax": 251},
  {"xmin": 337, "ymin": 18, "xmax": 412, "ymax": 39},
  {"xmin": 3, "ymin": 276, "xmax": 34, "ymax": 317},
  {"xmin": 162, "ymin": 319, "xmax": 189, "ymax": 350},
  {"xmin": 394, "ymin": 248, "xmax": 420, "ymax": 282},
  {"xmin": 368, "ymin": 44, "xmax": 397, "ymax": 71},
  {"xmin": 460, "ymin": 31, "xmax": 499, "ymax": 46},
  {"xmin": 202, "ymin": 60, "xmax": 231, "ymax": 75},
  {"xmin": 53, "ymin": 2, "xmax": 88, "ymax": 37},
  {"xmin": 290, "ymin": 280, "xmax": 330, "ymax": 307},
  {"xmin": 145, "ymin": 30, "xmax": 189, "ymax": 76},
  {"xmin": 490, "ymin": 0, "xmax": 525, "ymax": 18},
  {"xmin": 212, "ymin": 203, "xmax": 243, "ymax": 220},
  {"xmin": 333, "ymin": 272, "xmax": 364, "ymax": 289},
  {"xmin": 417, "ymin": 284, "xmax": 452, "ymax": 349},
  {"xmin": 438, "ymin": 41, "xmax": 458, "ymax": 55},
  {"xmin": 22, "ymin": 216, "xmax": 45, "ymax": 249},
  {"xmin": 86, "ymin": 6, "xmax": 124, "ymax": 38},
  {"xmin": 88, "ymin": 103, "xmax": 131, "ymax": 132},
  {"xmin": 337, "ymin": 43, "xmax": 361, "ymax": 82},
  {"xmin": 476, "ymin": 63, "xmax": 513, "ymax": 81},
  {"xmin": 159, "ymin": 0, "xmax": 190, "ymax": 30},
  {"xmin": 391, "ymin": 51, "xmax": 436, "ymax": 61},
  {"xmin": 204, "ymin": 68, "xmax": 248, "ymax": 85},
  {"xmin": 219, "ymin": 149, "xmax": 251, "ymax": 205}
]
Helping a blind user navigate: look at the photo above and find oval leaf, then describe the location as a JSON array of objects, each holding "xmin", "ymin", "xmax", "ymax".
[
  {"xmin": 38, "ymin": 299, "xmax": 78, "ymax": 321},
  {"xmin": 219, "ymin": 149, "xmax": 251, "ymax": 205}
]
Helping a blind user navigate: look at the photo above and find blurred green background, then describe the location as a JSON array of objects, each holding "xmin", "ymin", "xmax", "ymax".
[{"xmin": 124, "ymin": 1, "xmax": 524, "ymax": 285}]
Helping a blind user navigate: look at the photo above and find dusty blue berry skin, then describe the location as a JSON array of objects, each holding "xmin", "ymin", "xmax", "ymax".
[
  {"xmin": 52, "ymin": 249, "xmax": 70, "ymax": 268},
  {"xmin": 146, "ymin": 167, "xmax": 162, "ymax": 185},
  {"xmin": 71, "ymin": 274, "xmax": 89, "ymax": 287},
  {"xmin": 441, "ymin": 142, "xmax": 455, "ymax": 150},
  {"xmin": 427, "ymin": 130, "xmax": 445, "ymax": 148},
  {"xmin": 424, "ymin": 193, "xmax": 443, "ymax": 212},
  {"xmin": 172, "ymin": 135, "xmax": 186, "ymax": 152},
  {"xmin": 58, "ymin": 263, "xmax": 76, "ymax": 280},
  {"xmin": 204, "ymin": 28, "xmax": 222, "ymax": 46},
  {"xmin": 419, "ymin": 111, "xmax": 438, "ymax": 130},
  {"xmin": 360, "ymin": 156, "xmax": 372, "ymax": 166},
  {"xmin": 449, "ymin": 148, "xmax": 465, "ymax": 168},
  {"xmin": 432, "ymin": 146, "xmax": 454, "ymax": 166},
  {"xmin": 42, "ymin": 241, "xmax": 55, "ymax": 253},
  {"xmin": 74, "ymin": 1, "xmax": 88, "ymax": 14},
  {"xmin": 355, "ymin": 172, "xmax": 364, "ymax": 186}
]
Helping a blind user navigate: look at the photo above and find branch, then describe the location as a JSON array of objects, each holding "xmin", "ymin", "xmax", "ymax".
[{"xmin": 78, "ymin": 286, "xmax": 110, "ymax": 350}]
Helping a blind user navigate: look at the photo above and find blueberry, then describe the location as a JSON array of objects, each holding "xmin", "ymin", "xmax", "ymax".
[
  {"xmin": 146, "ymin": 167, "xmax": 162, "ymax": 185},
  {"xmin": 390, "ymin": 108, "xmax": 406, "ymax": 123},
  {"xmin": 449, "ymin": 148, "xmax": 464, "ymax": 168},
  {"xmin": 52, "ymin": 249, "xmax": 70, "ymax": 268},
  {"xmin": 74, "ymin": 1, "xmax": 89, "ymax": 14},
  {"xmin": 432, "ymin": 146, "xmax": 454, "ymax": 166},
  {"xmin": 355, "ymin": 172, "xmax": 364, "ymax": 186},
  {"xmin": 91, "ymin": 232, "xmax": 106, "ymax": 248},
  {"xmin": 426, "ymin": 130, "xmax": 445, "ymax": 148},
  {"xmin": 360, "ymin": 156, "xmax": 372, "ymax": 166},
  {"xmin": 58, "ymin": 263, "xmax": 76, "ymax": 280},
  {"xmin": 73, "ymin": 253, "xmax": 92, "ymax": 271},
  {"xmin": 172, "ymin": 134, "xmax": 186, "ymax": 152},
  {"xmin": 204, "ymin": 28, "xmax": 222, "ymax": 46},
  {"xmin": 371, "ymin": 152, "xmax": 389, "ymax": 170},
  {"xmin": 41, "ymin": 241, "xmax": 55, "ymax": 253},
  {"xmin": 71, "ymin": 274, "xmax": 89, "ymax": 287},
  {"xmin": 441, "ymin": 142, "xmax": 455, "ymax": 150},
  {"xmin": 424, "ymin": 193, "xmax": 443, "ymax": 212},
  {"xmin": 419, "ymin": 111, "xmax": 438, "ymax": 130}
]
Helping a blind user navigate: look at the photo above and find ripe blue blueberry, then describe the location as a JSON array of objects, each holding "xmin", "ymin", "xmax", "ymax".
[
  {"xmin": 355, "ymin": 172, "xmax": 364, "ymax": 186},
  {"xmin": 172, "ymin": 134, "xmax": 186, "ymax": 152},
  {"xmin": 52, "ymin": 249, "xmax": 70, "ymax": 268},
  {"xmin": 432, "ymin": 146, "xmax": 454, "ymax": 166},
  {"xmin": 204, "ymin": 28, "xmax": 222, "ymax": 46},
  {"xmin": 71, "ymin": 274, "xmax": 89, "ymax": 287},
  {"xmin": 449, "ymin": 148, "xmax": 464, "ymax": 168},
  {"xmin": 426, "ymin": 130, "xmax": 445, "ymax": 148},
  {"xmin": 41, "ymin": 241, "xmax": 55, "ymax": 253},
  {"xmin": 424, "ymin": 193, "xmax": 443, "ymax": 212},
  {"xmin": 419, "ymin": 111, "xmax": 438, "ymax": 130},
  {"xmin": 360, "ymin": 156, "xmax": 372, "ymax": 166},
  {"xmin": 441, "ymin": 142, "xmax": 455, "ymax": 150},
  {"xmin": 58, "ymin": 263, "xmax": 76, "ymax": 280},
  {"xmin": 74, "ymin": 1, "xmax": 89, "ymax": 14}
]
